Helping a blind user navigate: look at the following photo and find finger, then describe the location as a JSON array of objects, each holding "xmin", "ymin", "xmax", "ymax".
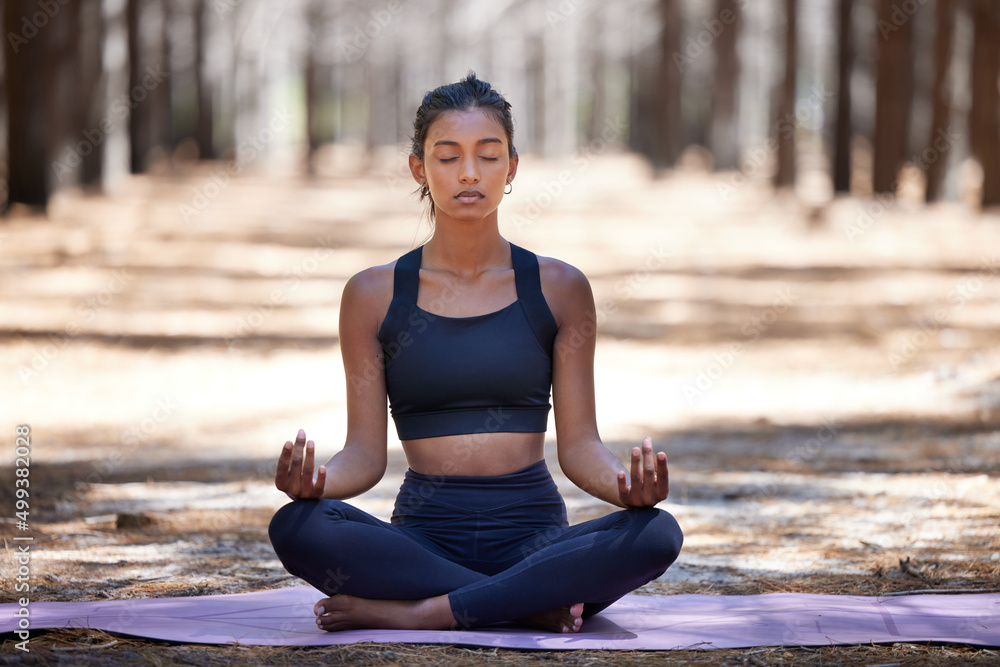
[
  {"xmin": 289, "ymin": 430, "xmax": 306, "ymax": 470},
  {"xmin": 275, "ymin": 440, "xmax": 293, "ymax": 489},
  {"xmin": 313, "ymin": 465, "xmax": 327, "ymax": 497},
  {"xmin": 655, "ymin": 451, "xmax": 669, "ymax": 499},
  {"xmin": 629, "ymin": 447, "xmax": 642, "ymax": 504},
  {"xmin": 642, "ymin": 437, "xmax": 655, "ymax": 484},
  {"xmin": 617, "ymin": 470, "xmax": 629, "ymax": 504},
  {"xmin": 302, "ymin": 439, "xmax": 316, "ymax": 488}
]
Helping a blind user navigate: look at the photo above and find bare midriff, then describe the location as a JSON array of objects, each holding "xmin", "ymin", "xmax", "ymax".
[{"xmin": 402, "ymin": 431, "xmax": 546, "ymax": 477}]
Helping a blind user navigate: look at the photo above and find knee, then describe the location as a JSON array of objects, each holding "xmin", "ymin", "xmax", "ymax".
[
  {"xmin": 630, "ymin": 507, "xmax": 683, "ymax": 566},
  {"xmin": 268, "ymin": 499, "xmax": 323, "ymax": 557}
]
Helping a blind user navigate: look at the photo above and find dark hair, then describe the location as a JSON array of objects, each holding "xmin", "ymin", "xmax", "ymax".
[{"xmin": 411, "ymin": 72, "xmax": 515, "ymax": 218}]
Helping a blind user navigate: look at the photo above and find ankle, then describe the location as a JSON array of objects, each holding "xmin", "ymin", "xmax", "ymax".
[{"xmin": 414, "ymin": 595, "xmax": 458, "ymax": 630}]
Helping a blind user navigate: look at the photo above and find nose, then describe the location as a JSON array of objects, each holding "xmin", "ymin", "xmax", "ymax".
[{"xmin": 458, "ymin": 155, "xmax": 480, "ymax": 184}]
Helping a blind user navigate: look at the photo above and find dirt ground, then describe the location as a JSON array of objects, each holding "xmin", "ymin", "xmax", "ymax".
[{"xmin": 1, "ymin": 149, "xmax": 999, "ymax": 665}]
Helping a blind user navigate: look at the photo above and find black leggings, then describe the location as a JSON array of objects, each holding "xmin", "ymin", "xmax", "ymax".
[{"xmin": 268, "ymin": 461, "xmax": 683, "ymax": 627}]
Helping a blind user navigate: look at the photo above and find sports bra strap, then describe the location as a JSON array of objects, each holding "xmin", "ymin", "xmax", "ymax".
[
  {"xmin": 381, "ymin": 243, "xmax": 557, "ymax": 354},
  {"xmin": 380, "ymin": 246, "xmax": 422, "ymax": 349},
  {"xmin": 510, "ymin": 243, "xmax": 558, "ymax": 353}
]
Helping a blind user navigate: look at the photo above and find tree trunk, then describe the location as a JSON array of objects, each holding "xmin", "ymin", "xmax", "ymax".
[
  {"xmin": 78, "ymin": 0, "xmax": 105, "ymax": 189},
  {"xmin": 154, "ymin": 0, "xmax": 175, "ymax": 153},
  {"xmin": 872, "ymin": 0, "xmax": 914, "ymax": 194},
  {"xmin": 4, "ymin": 0, "xmax": 52, "ymax": 208},
  {"xmin": 529, "ymin": 32, "xmax": 546, "ymax": 153},
  {"xmin": 652, "ymin": 0, "xmax": 681, "ymax": 168},
  {"xmin": 833, "ymin": 0, "xmax": 853, "ymax": 193},
  {"xmin": 194, "ymin": 0, "xmax": 214, "ymax": 160},
  {"xmin": 969, "ymin": 0, "xmax": 1000, "ymax": 208},
  {"xmin": 304, "ymin": 0, "xmax": 321, "ymax": 176},
  {"xmin": 773, "ymin": 0, "xmax": 797, "ymax": 188},
  {"xmin": 924, "ymin": 0, "xmax": 955, "ymax": 203},
  {"xmin": 586, "ymin": 7, "xmax": 606, "ymax": 144},
  {"xmin": 128, "ymin": 0, "xmax": 152, "ymax": 173},
  {"xmin": 711, "ymin": 0, "xmax": 740, "ymax": 170}
]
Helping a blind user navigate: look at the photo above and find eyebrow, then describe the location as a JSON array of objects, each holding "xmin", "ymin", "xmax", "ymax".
[{"xmin": 432, "ymin": 138, "xmax": 503, "ymax": 148}]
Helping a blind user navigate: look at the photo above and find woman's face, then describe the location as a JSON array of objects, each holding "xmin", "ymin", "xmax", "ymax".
[{"xmin": 410, "ymin": 108, "xmax": 518, "ymax": 223}]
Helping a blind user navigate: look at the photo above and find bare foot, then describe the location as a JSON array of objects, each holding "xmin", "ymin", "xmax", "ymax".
[
  {"xmin": 313, "ymin": 594, "xmax": 454, "ymax": 632},
  {"xmin": 516, "ymin": 602, "xmax": 585, "ymax": 633}
]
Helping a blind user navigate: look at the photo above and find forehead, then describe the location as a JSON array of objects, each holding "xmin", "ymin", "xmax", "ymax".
[{"xmin": 425, "ymin": 108, "xmax": 507, "ymax": 146}]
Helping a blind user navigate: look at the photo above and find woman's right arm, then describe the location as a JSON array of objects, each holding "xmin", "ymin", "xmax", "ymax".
[{"xmin": 274, "ymin": 266, "xmax": 392, "ymax": 500}]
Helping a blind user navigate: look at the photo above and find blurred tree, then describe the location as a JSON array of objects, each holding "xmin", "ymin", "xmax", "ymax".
[
  {"xmin": 969, "ymin": 0, "xmax": 1000, "ymax": 208},
  {"xmin": 584, "ymin": 6, "xmax": 606, "ymax": 145},
  {"xmin": 833, "ymin": 0, "xmax": 853, "ymax": 193},
  {"xmin": 924, "ymin": 0, "xmax": 955, "ymax": 203},
  {"xmin": 529, "ymin": 32, "xmax": 546, "ymax": 152},
  {"xmin": 128, "ymin": 0, "xmax": 152, "ymax": 173},
  {"xmin": 872, "ymin": 0, "xmax": 914, "ymax": 194},
  {"xmin": 773, "ymin": 0, "xmax": 797, "ymax": 188},
  {"xmin": 194, "ymin": 0, "xmax": 214, "ymax": 160},
  {"xmin": 4, "ymin": 0, "xmax": 52, "ymax": 209},
  {"xmin": 711, "ymin": 0, "xmax": 740, "ymax": 171},
  {"xmin": 652, "ymin": 0, "xmax": 681, "ymax": 168},
  {"xmin": 43, "ymin": 0, "xmax": 77, "ymax": 191},
  {"xmin": 155, "ymin": 0, "xmax": 175, "ymax": 153},
  {"xmin": 78, "ymin": 0, "xmax": 105, "ymax": 189},
  {"xmin": 304, "ymin": 0, "xmax": 323, "ymax": 176}
]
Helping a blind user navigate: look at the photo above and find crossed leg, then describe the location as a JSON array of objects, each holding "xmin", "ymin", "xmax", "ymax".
[{"xmin": 269, "ymin": 499, "xmax": 681, "ymax": 632}]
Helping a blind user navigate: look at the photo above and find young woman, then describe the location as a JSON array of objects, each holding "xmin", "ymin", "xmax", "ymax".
[{"xmin": 269, "ymin": 73, "xmax": 682, "ymax": 634}]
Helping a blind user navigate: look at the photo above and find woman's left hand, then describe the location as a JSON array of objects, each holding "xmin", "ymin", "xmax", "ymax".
[{"xmin": 617, "ymin": 437, "xmax": 669, "ymax": 507}]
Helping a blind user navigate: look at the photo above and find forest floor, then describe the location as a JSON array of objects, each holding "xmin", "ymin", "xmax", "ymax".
[{"xmin": 1, "ymin": 150, "xmax": 1000, "ymax": 665}]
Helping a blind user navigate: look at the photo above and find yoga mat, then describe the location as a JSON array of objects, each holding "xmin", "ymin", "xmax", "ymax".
[{"xmin": 2, "ymin": 588, "xmax": 998, "ymax": 650}]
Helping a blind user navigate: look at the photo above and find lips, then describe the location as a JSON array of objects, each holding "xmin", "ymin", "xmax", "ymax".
[{"xmin": 455, "ymin": 190, "xmax": 485, "ymax": 203}]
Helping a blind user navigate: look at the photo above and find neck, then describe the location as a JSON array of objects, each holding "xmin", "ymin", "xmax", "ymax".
[{"xmin": 423, "ymin": 213, "xmax": 509, "ymax": 275}]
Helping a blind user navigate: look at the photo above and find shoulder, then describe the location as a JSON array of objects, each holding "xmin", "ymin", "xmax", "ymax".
[
  {"xmin": 344, "ymin": 261, "xmax": 394, "ymax": 301},
  {"xmin": 340, "ymin": 260, "xmax": 396, "ymax": 329},
  {"xmin": 535, "ymin": 253, "xmax": 594, "ymax": 326}
]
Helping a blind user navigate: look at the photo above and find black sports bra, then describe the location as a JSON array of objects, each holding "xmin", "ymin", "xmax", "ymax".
[{"xmin": 377, "ymin": 243, "xmax": 557, "ymax": 440}]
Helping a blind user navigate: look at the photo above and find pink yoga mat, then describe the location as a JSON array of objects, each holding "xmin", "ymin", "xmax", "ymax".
[{"xmin": 3, "ymin": 588, "xmax": 998, "ymax": 649}]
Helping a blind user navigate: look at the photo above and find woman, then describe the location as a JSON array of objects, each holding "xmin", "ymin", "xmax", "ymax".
[{"xmin": 269, "ymin": 73, "xmax": 682, "ymax": 634}]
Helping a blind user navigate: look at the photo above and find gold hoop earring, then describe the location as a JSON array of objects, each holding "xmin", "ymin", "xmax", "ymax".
[{"xmin": 504, "ymin": 182, "xmax": 513, "ymax": 195}]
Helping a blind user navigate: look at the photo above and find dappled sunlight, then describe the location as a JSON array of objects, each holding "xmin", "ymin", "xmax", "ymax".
[{"xmin": 2, "ymin": 155, "xmax": 998, "ymax": 606}]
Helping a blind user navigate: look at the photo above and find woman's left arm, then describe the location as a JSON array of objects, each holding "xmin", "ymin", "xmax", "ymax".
[{"xmin": 543, "ymin": 259, "xmax": 669, "ymax": 509}]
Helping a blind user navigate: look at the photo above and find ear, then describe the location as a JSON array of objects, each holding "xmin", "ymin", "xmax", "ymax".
[
  {"xmin": 409, "ymin": 154, "xmax": 426, "ymax": 186},
  {"xmin": 506, "ymin": 153, "xmax": 519, "ymax": 185}
]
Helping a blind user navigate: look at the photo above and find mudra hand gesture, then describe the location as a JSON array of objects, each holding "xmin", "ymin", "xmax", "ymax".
[
  {"xmin": 275, "ymin": 429, "xmax": 327, "ymax": 499},
  {"xmin": 617, "ymin": 437, "xmax": 669, "ymax": 507}
]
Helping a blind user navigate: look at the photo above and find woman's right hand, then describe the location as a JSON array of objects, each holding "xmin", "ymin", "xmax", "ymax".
[{"xmin": 275, "ymin": 429, "xmax": 327, "ymax": 499}]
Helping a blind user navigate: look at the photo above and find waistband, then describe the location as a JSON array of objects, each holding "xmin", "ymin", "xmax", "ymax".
[{"xmin": 392, "ymin": 459, "xmax": 566, "ymax": 521}]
